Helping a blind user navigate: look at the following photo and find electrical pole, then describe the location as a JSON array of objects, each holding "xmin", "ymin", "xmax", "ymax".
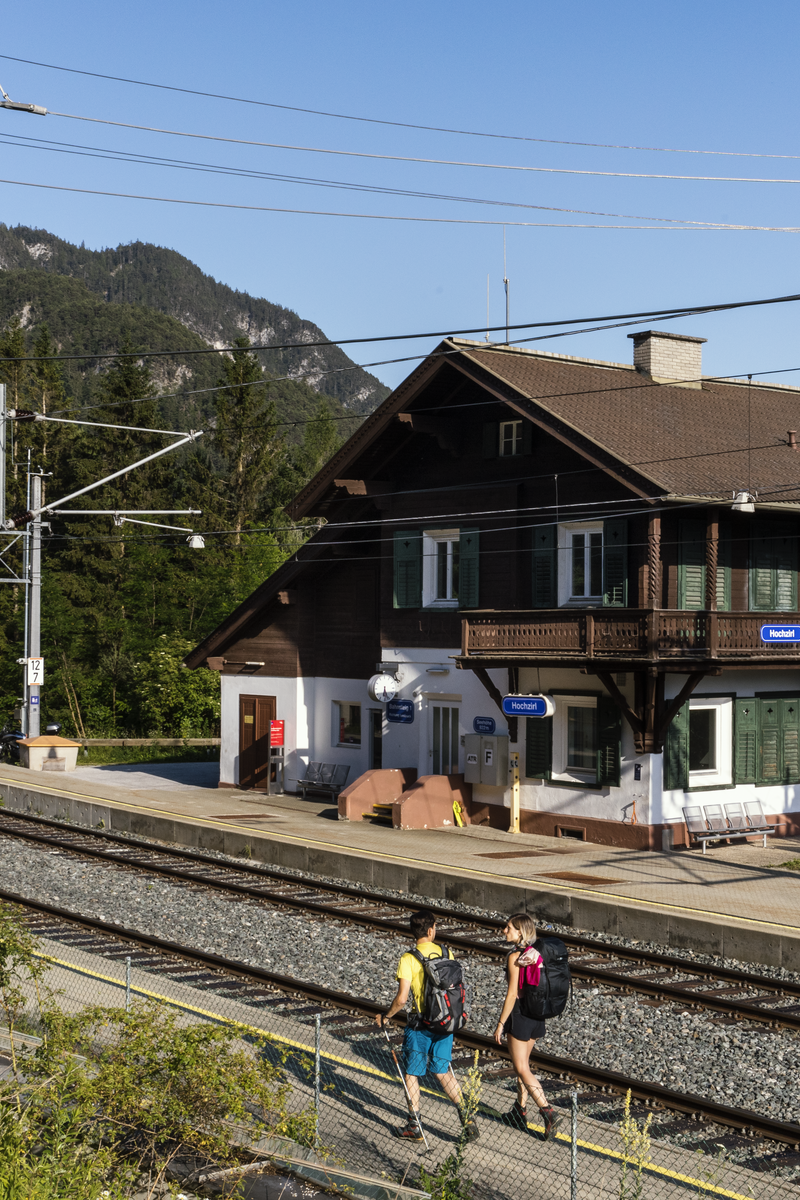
[{"xmin": 28, "ymin": 474, "xmax": 41, "ymax": 739}]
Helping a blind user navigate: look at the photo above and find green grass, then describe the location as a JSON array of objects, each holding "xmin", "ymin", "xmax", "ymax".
[
  {"xmin": 79, "ymin": 745, "xmax": 219, "ymax": 767},
  {"xmin": 773, "ymin": 857, "xmax": 800, "ymax": 871}
]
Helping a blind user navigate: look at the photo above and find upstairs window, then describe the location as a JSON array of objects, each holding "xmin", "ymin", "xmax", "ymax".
[
  {"xmin": 557, "ymin": 522, "xmax": 604, "ymax": 604},
  {"xmin": 423, "ymin": 529, "xmax": 460, "ymax": 606},
  {"xmin": 499, "ymin": 420, "xmax": 523, "ymax": 457}
]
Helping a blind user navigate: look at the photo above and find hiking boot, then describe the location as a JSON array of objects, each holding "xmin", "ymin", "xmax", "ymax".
[
  {"xmin": 396, "ymin": 1118, "xmax": 424, "ymax": 1141},
  {"xmin": 460, "ymin": 1116, "xmax": 480, "ymax": 1142},
  {"xmin": 540, "ymin": 1106, "xmax": 562, "ymax": 1141},
  {"xmin": 499, "ymin": 1099, "xmax": 529, "ymax": 1131}
]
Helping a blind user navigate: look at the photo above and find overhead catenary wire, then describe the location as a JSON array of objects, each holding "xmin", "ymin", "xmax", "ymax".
[
  {"xmin": 0, "ymin": 129, "xmax": 765, "ymax": 228},
  {"xmin": 4, "ymin": 173, "xmax": 798, "ymax": 234},
  {"xmin": 7, "ymin": 51, "xmax": 800, "ymax": 162},
  {"xmin": 43, "ymin": 108, "xmax": 800, "ymax": 186}
]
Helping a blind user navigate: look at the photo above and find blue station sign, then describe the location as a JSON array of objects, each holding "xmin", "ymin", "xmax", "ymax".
[
  {"xmin": 386, "ymin": 698, "xmax": 415, "ymax": 724},
  {"xmin": 473, "ymin": 716, "xmax": 496, "ymax": 735},
  {"xmin": 760, "ymin": 624, "xmax": 800, "ymax": 643},
  {"xmin": 501, "ymin": 694, "xmax": 556, "ymax": 718}
]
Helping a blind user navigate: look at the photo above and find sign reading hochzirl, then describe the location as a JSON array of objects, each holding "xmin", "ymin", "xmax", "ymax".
[
  {"xmin": 501, "ymin": 694, "xmax": 556, "ymax": 718},
  {"xmin": 760, "ymin": 625, "xmax": 800, "ymax": 643}
]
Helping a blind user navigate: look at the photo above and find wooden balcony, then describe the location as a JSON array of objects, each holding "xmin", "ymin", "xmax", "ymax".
[{"xmin": 460, "ymin": 609, "xmax": 800, "ymax": 668}]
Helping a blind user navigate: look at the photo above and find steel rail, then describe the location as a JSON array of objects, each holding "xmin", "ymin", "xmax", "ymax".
[
  {"xmin": 1, "ymin": 882, "xmax": 798, "ymax": 1147},
  {"xmin": 1, "ymin": 810, "xmax": 799, "ymax": 1029}
]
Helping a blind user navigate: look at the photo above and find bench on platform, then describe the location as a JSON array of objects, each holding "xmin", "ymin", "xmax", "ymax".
[
  {"xmin": 683, "ymin": 800, "xmax": 775, "ymax": 853},
  {"xmin": 297, "ymin": 761, "xmax": 350, "ymax": 801}
]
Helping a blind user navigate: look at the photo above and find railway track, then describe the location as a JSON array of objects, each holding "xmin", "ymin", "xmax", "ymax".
[
  {"xmin": 3, "ymin": 808, "xmax": 800, "ymax": 1032},
  {"xmin": 3, "ymin": 882, "xmax": 800, "ymax": 1150}
]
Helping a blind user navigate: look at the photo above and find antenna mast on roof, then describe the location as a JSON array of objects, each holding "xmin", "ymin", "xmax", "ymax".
[
  {"xmin": 503, "ymin": 227, "xmax": 510, "ymax": 344},
  {"xmin": 485, "ymin": 274, "xmax": 490, "ymax": 342}
]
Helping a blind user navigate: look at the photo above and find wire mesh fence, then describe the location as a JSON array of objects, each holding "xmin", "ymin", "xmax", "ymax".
[{"xmin": 8, "ymin": 935, "xmax": 800, "ymax": 1200}]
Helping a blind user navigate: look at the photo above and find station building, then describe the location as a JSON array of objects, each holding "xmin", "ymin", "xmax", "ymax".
[{"xmin": 185, "ymin": 330, "xmax": 800, "ymax": 850}]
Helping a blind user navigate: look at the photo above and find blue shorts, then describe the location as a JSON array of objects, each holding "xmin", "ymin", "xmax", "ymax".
[{"xmin": 402, "ymin": 1025, "xmax": 454, "ymax": 1077}]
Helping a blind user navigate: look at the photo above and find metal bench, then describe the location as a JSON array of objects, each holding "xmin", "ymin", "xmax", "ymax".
[
  {"xmin": 297, "ymin": 762, "xmax": 350, "ymax": 801},
  {"xmin": 682, "ymin": 801, "xmax": 775, "ymax": 853}
]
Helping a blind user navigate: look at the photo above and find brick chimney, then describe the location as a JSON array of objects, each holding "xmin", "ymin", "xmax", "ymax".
[{"xmin": 628, "ymin": 330, "xmax": 706, "ymax": 389}]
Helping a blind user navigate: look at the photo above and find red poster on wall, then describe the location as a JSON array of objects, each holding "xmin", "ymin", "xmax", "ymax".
[{"xmin": 270, "ymin": 720, "xmax": 285, "ymax": 747}]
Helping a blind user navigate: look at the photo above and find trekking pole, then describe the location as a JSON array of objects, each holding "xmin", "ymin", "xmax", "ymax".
[{"xmin": 380, "ymin": 1018, "xmax": 429, "ymax": 1150}]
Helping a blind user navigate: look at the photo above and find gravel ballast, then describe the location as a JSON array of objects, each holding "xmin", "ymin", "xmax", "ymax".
[{"xmin": 3, "ymin": 835, "xmax": 800, "ymax": 1128}]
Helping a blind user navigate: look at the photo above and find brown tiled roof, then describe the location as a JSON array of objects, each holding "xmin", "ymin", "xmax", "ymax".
[{"xmin": 458, "ymin": 341, "xmax": 800, "ymax": 505}]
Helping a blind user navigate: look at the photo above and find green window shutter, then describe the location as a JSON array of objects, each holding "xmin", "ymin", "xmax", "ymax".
[
  {"xmin": 393, "ymin": 531, "xmax": 422, "ymax": 609},
  {"xmin": 521, "ymin": 420, "xmax": 533, "ymax": 455},
  {"xmin": 734, "ymin": 699, "xmax": 758, "ymax": 784},
  {"xmin": 760, "ymin": 700, "xmax": 781, "ymax": 782},
  {"xmin": 781, "ymin": 699, "xmax": 800, "ymax": 782},
  {"xmin": 663, "ymin": 701, "xmax": 689, "ymax": 791},
  {"xmin": 525, "ymin": 716, "xmax": 552, "ymax": 779},
  {"xmin": 532, "ymin": 524, "xmax": 557, "ymax": 608},
  {"xmin": 596, "ymin": 694, "xmax": 622, "ymax": 787},
  {"xmin": 603, "ymin": 519, "xmax": 628, "ymax": 607},
  {"xmin": 716, "ymin": 523, "xmax": 731, "ymax": 611},
  {"xmin": 774, "ymin": 526, "xmax": 797, "ymax": 612},
  {"xmin": 459, "ymin": 528, "xmax": 480, "ymax": 608},
  {"xmin": 482, "ymin": 422, "xmax": 498, "ymax": 459},
  {"xmin": 750, "ymin": 521, "xmax": 798, "ymax": 611},
  {"xmin": 678, "ymin": 520, "xmax": 706, "ymax": 610}
]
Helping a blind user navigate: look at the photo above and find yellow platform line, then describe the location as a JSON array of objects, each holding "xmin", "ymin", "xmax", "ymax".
[
  {"xmin": 4, "ymin": 775, "xmax": 799, "ymax": 935},
  {"xmin": 35, "ymin": 950, "xmax": 763, "ymax": 1198}
]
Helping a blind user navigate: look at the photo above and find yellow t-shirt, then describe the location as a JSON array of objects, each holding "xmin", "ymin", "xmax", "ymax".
[{"xmin": 397, "ymin": 941, "xmax": 448, "ymax": 1013}]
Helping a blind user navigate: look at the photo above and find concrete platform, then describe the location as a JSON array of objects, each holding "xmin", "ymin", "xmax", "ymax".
[{"xmin": 4, "ymin": 763, "xmax": 800, "ymax": 971}]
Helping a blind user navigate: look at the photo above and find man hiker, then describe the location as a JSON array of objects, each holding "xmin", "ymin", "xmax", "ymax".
[{"xmin": 377, "ymin": 908, "xmax": 479, "ymax": 1142}]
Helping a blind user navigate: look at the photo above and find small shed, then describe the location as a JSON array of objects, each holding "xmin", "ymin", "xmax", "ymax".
[{"xmin": 19, "ymin": 735, "xmax": 81, "ymax": 772}]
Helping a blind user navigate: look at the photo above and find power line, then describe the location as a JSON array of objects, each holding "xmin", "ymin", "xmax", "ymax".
[
  {"xmin": 5, "ymin": 173, "xmax": 795, "ymax": 234},
  {"xmin": 47, "ymin": 109, "xmax": 800, "ymax": 186},
  {"xmin": 0, "ymin": 129, "xmax": 751, "ymax": 227},
  {"xmin": 5, "ymin": 51, "xmax": 800, "ymax": 162},
  {"xmin": 6, "ymin": 288, "xmax": 800, "ymax": 365}
]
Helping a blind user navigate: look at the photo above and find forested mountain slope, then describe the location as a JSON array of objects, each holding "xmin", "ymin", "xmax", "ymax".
[
  {"xmin": 0, "ymin": 224, "xmax": 390, "ymax": 414},
  {"xmin": 0, "ymin": 227, "xmax": 380, "ymax": 738}
]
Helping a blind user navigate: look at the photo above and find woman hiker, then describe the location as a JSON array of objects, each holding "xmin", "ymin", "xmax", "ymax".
[{"xmin": 494, "ymin": 912, "xmax": 562, "ymax": 1139}]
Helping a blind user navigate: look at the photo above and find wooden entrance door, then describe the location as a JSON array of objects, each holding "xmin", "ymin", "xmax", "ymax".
[{"xmin": 239, "ymin": 694, "xmax": 276, "ymax": 789}]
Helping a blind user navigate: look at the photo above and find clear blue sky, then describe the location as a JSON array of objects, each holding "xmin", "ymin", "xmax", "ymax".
[{"xmin": 2, "ymin": 0, "xmax": 800, "ymax": 390}]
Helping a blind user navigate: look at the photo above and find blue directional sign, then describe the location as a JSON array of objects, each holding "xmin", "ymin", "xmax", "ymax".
[
  {"xmin": 761, "ymin": 625, "xmax": 800, "ymax": 643},
  {"xmin": 473, "ymin": 716, "xmax": 496, "ymax": 735},
  {"xmin": 386, "ymin": 698, "xmax": 415, "ymax": 724},
  {"xmin": 501, "ymin": 694, "xmax": 556, "ymax": 718}
]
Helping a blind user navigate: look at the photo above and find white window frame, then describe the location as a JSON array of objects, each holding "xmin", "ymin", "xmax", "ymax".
[
  {"xmin": 558, "ymin": 521, "xmax": 604, "ymax": 606},
  {"xmin": 687, "ymin": 695, "xmax": 733, "ymax": 788},
  {"xmin": 552, "ymin": 694, "xmax": 598, "ymax": 784},
  {"xmin": 332, "ymin": 700, "xmax": 362, "ymax": 748},
  {"xmin": 422, "ymin": 527, "xmax": 460, "ymax": 609},
  {"xmin": 499, "ymin": 419, "xmax": 523, "ymax": 457}
]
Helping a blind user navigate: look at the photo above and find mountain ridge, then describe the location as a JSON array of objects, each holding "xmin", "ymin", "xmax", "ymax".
[{"xmin": 0, "ymin": 224, "xmax": 390, "ymax": 415}]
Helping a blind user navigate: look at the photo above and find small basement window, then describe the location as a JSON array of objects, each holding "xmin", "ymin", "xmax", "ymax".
[{"xmin": 334, "ymin": 702, "xmax": 361, "ymax": 747}]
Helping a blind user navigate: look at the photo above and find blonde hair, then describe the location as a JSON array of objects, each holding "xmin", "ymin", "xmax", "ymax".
[{"xmin": 506, "ymin": 912, "xmax": 537, "ymax": 945}]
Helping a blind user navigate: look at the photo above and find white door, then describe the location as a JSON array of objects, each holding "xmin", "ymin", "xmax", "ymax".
[{"xmin": 430, "ymin": 704, "xmax": 460, "ymax": 775}]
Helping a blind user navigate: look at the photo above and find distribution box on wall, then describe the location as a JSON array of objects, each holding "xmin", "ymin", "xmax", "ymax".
[{"xmin": 464, "ymin": 734, "xmax": 509, "ymax": 787}]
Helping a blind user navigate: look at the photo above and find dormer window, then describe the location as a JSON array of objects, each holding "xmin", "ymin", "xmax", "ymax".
[{"xmin": 499, "ymin": 420, "xmax": 523, "ymax": 457}]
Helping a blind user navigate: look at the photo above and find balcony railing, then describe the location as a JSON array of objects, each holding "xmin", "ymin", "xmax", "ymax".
[{"xmin": 460, "ymin": 609, "xmax": 800, "ymax": 661}]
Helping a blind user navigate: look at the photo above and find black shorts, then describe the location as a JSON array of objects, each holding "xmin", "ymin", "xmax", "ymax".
[{"xmin": 503, "ymin": 1001, "xmax": 545, "ymax": 1042}]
